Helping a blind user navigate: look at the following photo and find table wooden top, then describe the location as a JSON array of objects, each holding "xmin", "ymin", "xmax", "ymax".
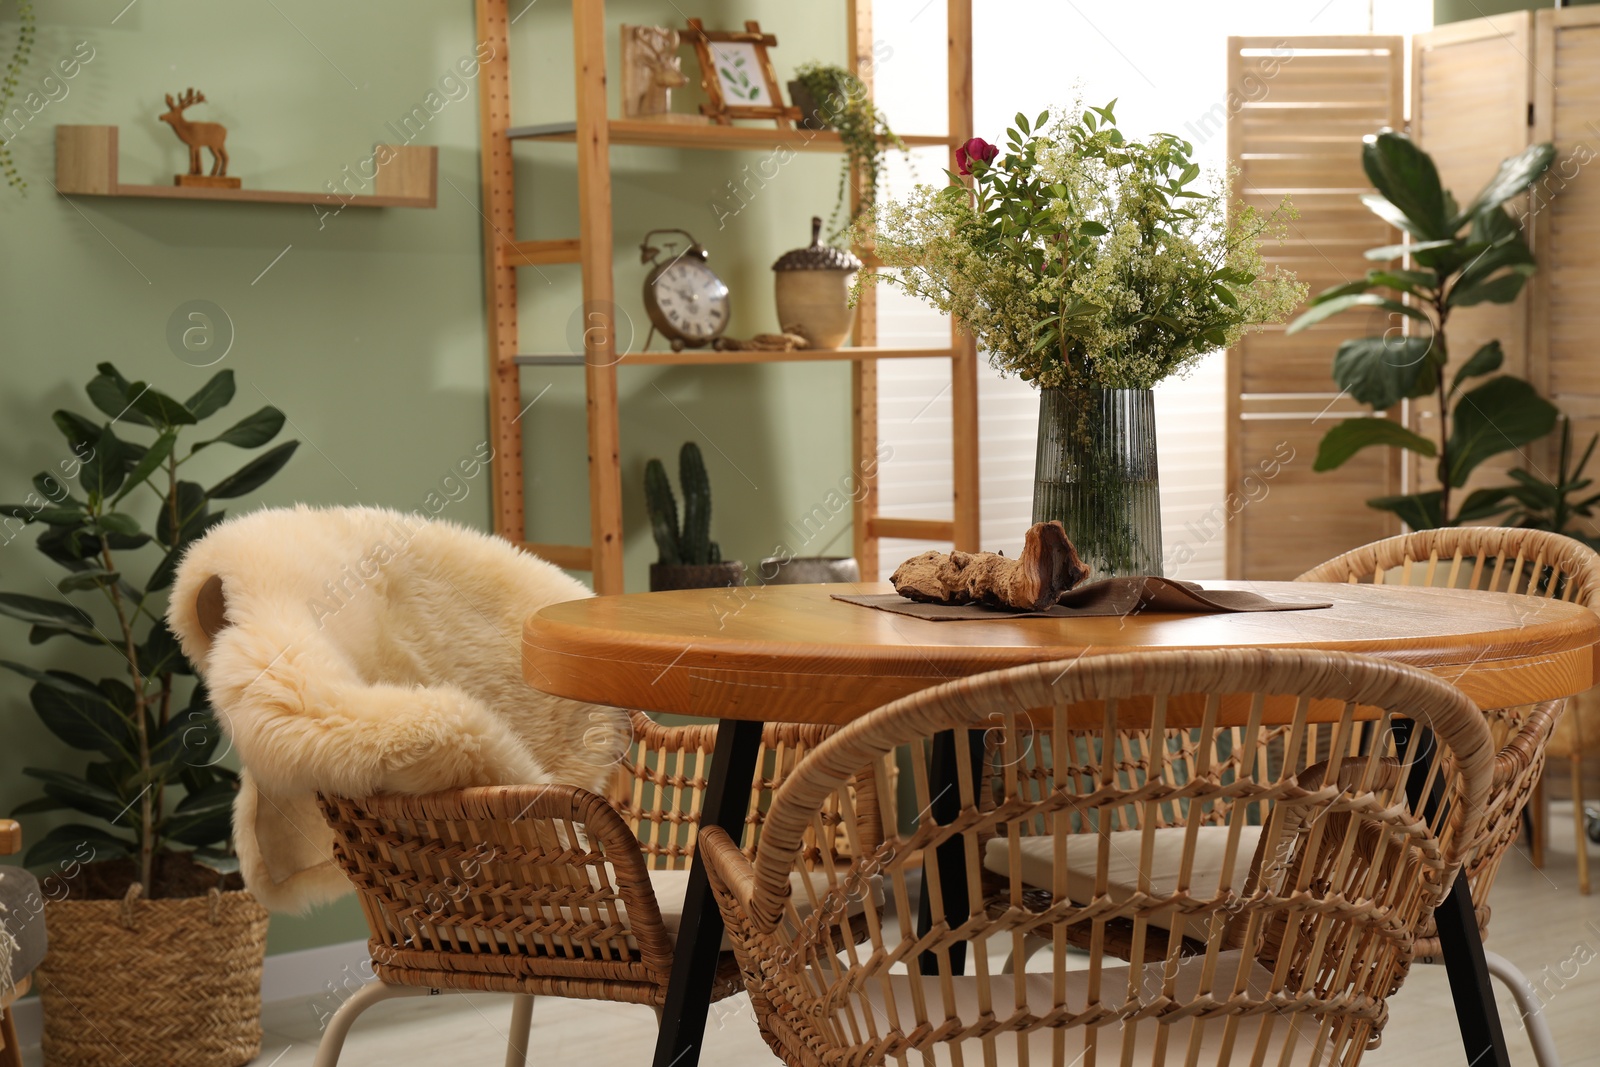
[{"xmin": 523, "ymin": 580, "xmax": 1600, "ymax": 723}]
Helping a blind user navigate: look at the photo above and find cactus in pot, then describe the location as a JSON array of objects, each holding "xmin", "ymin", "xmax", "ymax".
[{"xmin": 645, "ymin": 442, "xmax": 739, "ymax": 589}]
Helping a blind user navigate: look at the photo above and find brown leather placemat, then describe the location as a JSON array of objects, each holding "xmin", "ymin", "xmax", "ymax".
[{"xmin": 832, "ymin": 576, "xmax": 1332, "ymax": 621}]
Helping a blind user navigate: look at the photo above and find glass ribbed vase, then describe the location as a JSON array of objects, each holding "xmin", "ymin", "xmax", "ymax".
[{"xmin": 1031, "ymin": 385, "xmax": 1163, "ymax": 580}]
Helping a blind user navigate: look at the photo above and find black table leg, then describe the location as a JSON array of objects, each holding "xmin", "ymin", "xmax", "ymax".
[
  {"xmin": 1395, "ymin": 719, "xmax": 1512, "ymax": 1067},
  {"xmin": 651, "ymin": 717, "xmax": 765, "ymax": 1067},
  {"xmin": 918, "ymin": 727, "xmax": 986, "ymax": 975}
]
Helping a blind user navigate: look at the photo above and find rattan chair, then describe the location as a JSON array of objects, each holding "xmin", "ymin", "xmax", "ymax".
[
  {"xmin": 700, "ymin": 648, "xmax": 1493, "ymax": 1067},
  {"xmin": 312, "ymin": 714, "xmax": 879, "ymax": 1067},
  {"xmin": 1297, "ymin": 526, "xmax": 1600, "ymax": 1067},
  {"xmin": 1299, "ymin": 525, "xmax": 1600, "ymax": 899}
]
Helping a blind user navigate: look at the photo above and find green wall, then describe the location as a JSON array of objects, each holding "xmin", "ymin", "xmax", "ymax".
[
  {"xmin": 1435, "ymin": 0, "xmax": 1599, "ymax": 23},
  {"xmin": 0, "ymin": 0, "xmax": 853, "ymax": 955}
]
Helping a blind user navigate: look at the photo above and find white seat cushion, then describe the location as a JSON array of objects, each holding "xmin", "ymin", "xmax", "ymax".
[
  {"xmin": 982, "ymin": 825, "xmax": 1262, "ymax": 907},
  {"xmin": 649, "ymin": 867, "xmax": 884, "ymax": 947},
  {"xmin": 856, "ymin": 949, "xmax": 1325, "ymax": 1065}
]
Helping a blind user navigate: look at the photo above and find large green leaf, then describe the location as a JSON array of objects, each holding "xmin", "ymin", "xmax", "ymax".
[
  {"xmin": 0, "ymin": 662, "xmax": 131, "ymax": 756},
  {"xmin": 56, "ymin": 568, "xmax": 120, "ymax": 594},
  {"xmin": 207, "ymin": 441, "xmax": 299, "ymax": 499},
  {"xmin": 1454, "ymin": 142, "xmax": 1556, "ymax": 226},
  {"xmin": 164, "ymin": 778, "xmax": 237, "ymax": 848},
  {"xmin": 51, "ymin": 410, "xmax": 100, "ymax": 453},
  {"xmin": 1331, "ymin": 336, "xmax": 1440, "ymax": 411},
  {"xmin": 1360, "ymin": 194, "xmax": 1433, "ymax": 240},
  {"xmin": 1368, "ymin": 491, "xmax": 1445, "ymax": 531},
  {"xmin": 1455, "ymin": 486, "xmax": 1516, "ymax": 523},
  {"xmin": 1314, "ymin": 417, "xmax": 1437, "ymax": 472},
  {"xmin": 191, "ymin": 406, "xmax": 285, "ymax": 452},
  {"xmin": 112, "ymin": 431, "xmax": 176, "ymax": 505},
  {"xmin": 184, "ymin": 369, "xmax": 237, "ymax": 421},
  {"xmin": 1362, "ymin": 132, "xmax": 1450, "ymax": 238},
  {"xmin": 1287, "ymin": 293, "xmax": 1428, "ymax": 334},
  {"xmin": 1451, "ymin": 342, "xmax": 1504, "ymax": 393},
  {"xmin": 1365, "ymin": 238, "xmax": 1457, "ymax": 262},
  {"xmin": 78, "ymin": 423, "xmax": 129, "ymax": 501},
  {"xmin": 22, "ymin": 768, "xmax": 131, "ymax": 824},
  {"xmin": 25, "ymin": 823, "xmax": 134, "ymax": 868},
  {"xmin": 128, "ymin": 384, "xmax": 198, "ymax": 427},
  {"xmin": 85, "ymin": 364, "xmax": 153, "ymax": 427},
  {"xmin": 1448, "ymin": 272, "xmax": 1528, "ymax": 308},
  {"xmin": 1447, "ymin": 376, "xmax": 1559, "ymax": 487},
  {"xmin": 0, "ymin": 593, "xmax": 98, "ymax": 637}
]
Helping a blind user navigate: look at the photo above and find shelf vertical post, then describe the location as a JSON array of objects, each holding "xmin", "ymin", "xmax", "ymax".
[
  {"xmin": 849, "ymin": 0, "xmax": 881, "ymax": 581},
  {"xmin": 476, "ymin": 0, "xmax": 526, "ymax": 544},
  {"xmin": 948, "ymin": 0, "xmax": 981, "ymax": 552},
  {"xmin": 573, "ymin": 0, "xmax": 625, "ymax": 594}
]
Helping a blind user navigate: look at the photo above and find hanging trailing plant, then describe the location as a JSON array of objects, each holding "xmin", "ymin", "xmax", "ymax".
[
  {"xmin": 792, "ymin": 61, "xmax": 907, "ymax": 241},
  {"xmin": 1, "ymin": 0, "xmax": 36, "ymax": 192}
]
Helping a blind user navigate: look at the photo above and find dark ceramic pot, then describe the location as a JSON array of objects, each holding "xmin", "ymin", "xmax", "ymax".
[{"xmin": 648, "ymin": 561, "xmax": 746, "ymax": 591}]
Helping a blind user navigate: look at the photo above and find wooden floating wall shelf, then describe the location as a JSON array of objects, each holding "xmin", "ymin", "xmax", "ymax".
[{"xmin": 54, "ymin": 125, "xmax": 437, "ymax": 208}]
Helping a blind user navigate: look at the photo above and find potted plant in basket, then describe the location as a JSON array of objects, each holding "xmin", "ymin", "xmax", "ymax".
[
  {"xmin": 0, "ymin": 362, "xmax": 299, "ymax": 1067},
  {"xmin": 855, "ymin": 101, "xmax": 1305, "ymax": 578},
  {"xmin": 645, "ymin": 441, "xmax": 744, "ymax": 590}
]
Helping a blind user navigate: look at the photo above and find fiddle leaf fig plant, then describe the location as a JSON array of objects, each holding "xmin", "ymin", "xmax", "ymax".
[
  {"xmin": 1290, "ymin": 131, "xmax": 1558, "ymax": 529},
  {"xmin": 0, "ymin": 363, "xmax": 299, "ymax": 896}
]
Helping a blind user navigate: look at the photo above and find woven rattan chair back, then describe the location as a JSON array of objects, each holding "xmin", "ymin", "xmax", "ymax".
[
  {"xmin": 1298, "ymin": 526, "xmax": 1600, "ymax": 943},
  {"xmin": 1296, "ymin": 526, "xmax": 1600, "ymax": 603},
  {"xmin": 618, "ymin": 711, "xmax": 883, "ymax": 870},
  {"xmin": 703, "ymin": 648, "xmax": 1494, "ymax": 1067}
]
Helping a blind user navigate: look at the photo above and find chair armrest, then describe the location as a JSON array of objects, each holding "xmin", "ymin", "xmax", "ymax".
[
  {"xmin": 0, "ymin": 820, "xmax": 20, "ymax": 856},
  {"xmin": 698, "ymin": 825, "xmax": 760, "ymax": 920}
]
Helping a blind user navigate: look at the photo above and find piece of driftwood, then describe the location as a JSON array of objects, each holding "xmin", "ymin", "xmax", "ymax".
[
  {"xmin": 712, "ymin": 331, "xmax": 810, "ymax": 351},
  {"xmin": 891, "ymin": 521, "xmax": 1088, "ymax": 611}
]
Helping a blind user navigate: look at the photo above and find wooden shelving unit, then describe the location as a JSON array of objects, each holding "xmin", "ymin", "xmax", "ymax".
[
  {"xmin": 477, "ymin": 0, "xmax": 979, "ymax": 593},
  {"xmin": 54, "ymin": 126, "xmax": 437, "ymax": 208}
]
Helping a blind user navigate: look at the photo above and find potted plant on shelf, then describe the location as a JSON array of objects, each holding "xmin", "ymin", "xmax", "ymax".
[
  {"xmin": 1289, "ymin": 131, "xmax": 1558, "ymax": 530},
  {"xmin": 856, "ymin": 101, "xmax": 1305, "ymax": 579},
  {"xmin": 645, "ymin": 441, "xmax": 744, "ymax": 590},
  {"xmin": 0, "ymin": 362, "xmax": 299, "ymax": 1067},
  {"xmin": 789, "ymin": 61, "xmax": 907, "ymax": 240}
]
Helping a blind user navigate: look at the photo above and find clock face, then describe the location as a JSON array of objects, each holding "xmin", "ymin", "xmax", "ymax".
[{"xmin": 649, "ymin": 257, "xmax": 730, "ymax": 344}]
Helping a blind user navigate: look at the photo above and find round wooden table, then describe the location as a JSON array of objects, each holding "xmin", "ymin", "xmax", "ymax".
[
  {"xmin": 523, "ymin": 580, "xmax": 1600, "ymax": 1067},
  {"xmin": 524, "ymin": 580, "xmax": 1600, "ymax": 717}
]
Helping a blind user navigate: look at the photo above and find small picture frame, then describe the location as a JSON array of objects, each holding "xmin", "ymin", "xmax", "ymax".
[{"xmin": 685, "ymin": 19, "xmax": 801, "ymax": 127}]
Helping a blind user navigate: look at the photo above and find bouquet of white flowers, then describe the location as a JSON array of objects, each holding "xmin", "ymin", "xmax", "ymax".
[{"xmin": 856, "ymin": 101, "xmax": 1305, "ymax": 390}]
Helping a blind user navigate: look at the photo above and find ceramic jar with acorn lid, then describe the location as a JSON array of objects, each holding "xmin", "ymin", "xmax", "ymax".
[{"xmin": 772, "ymin": 216, "xmax": 863, "ymax": 350}]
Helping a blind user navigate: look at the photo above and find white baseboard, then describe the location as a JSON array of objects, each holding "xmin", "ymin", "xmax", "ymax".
[{"xmin": 9, "ymin": 938, "xmax": 370, "ymax": 1054}]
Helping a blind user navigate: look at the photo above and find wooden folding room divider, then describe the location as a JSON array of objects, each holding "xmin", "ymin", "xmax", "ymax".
[
  {"xmin": 1227, "ymin": 15, "xmax": 1600, "ymax": 579},
  {"xmin": 473, "ymin": 0, "xmax": 981, "ymax": 593}
]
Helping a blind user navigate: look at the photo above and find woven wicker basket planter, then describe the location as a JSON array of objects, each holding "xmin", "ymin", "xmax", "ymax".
[{"xmin": 36, "ymin": 885, "xmax": 270, "ymax": 1067}]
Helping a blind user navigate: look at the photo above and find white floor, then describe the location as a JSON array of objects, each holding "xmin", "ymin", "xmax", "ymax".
[{"xmin": 19, "ymin": 806, "xmax": 1600, "ymax": 1067}]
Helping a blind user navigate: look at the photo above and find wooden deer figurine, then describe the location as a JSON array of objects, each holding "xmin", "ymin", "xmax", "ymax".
[
  {"xmin": 159, "ymin": 88, "xmax": 236, "ymax": 186},
  {"xmin": 620, "ymin": 26, "xmax": 703, "ymax": 124}
]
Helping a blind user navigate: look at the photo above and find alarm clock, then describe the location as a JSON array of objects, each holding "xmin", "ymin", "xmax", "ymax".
[{"xmin": 639, "ymin": 229, "xmax": 730, "ymax": 351}]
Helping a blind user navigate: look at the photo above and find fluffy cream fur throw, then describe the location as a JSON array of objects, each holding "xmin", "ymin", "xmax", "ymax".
[{"xmin": 166, "ymin": 505, "xmax": 628, "ymax": 914}]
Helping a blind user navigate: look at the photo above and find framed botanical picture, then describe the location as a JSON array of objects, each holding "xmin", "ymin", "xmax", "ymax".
[{"xmin": 685, "ymin": 19, "xmax": 801, "ymax": 127}]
